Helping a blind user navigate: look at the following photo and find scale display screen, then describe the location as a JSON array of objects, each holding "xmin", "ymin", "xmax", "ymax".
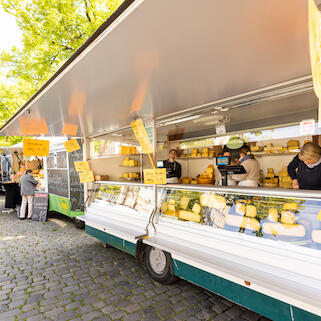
[
  {"xmin": 217, "ymin": 156, "xmax": 230, "ymax": 166},
  {"xmin": 157, "ymin": 161, "xmax": 164, "ymax": 168}
]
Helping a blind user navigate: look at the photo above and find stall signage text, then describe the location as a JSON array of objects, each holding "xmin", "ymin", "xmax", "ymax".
[
  {"xmin": 79, "ymin": 171, "xmax": 94, "ymax": 183},
  {"xmin": 64, "ymin": 139, "xmax": 81, "ymax": 153},
  {"xmin": 74, "ymin": 161, "xmax": 90, "ymax": 172},
  {"xmin": 23, "ymin": 139, "xmax": 49, "ymax": 156},
  {"xmin": 144, "ymin": 168, "xmax": 166, "ymax": 184},
  {"xmin": 131, "ymin": 119, "xmax": 153, "ymax": 154}
]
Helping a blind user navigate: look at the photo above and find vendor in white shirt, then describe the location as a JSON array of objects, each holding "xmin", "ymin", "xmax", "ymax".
[
  {"xmin": 163, "ymin": 149, "xmax": 182, "ymax": 184},
  {"xmin": 231, "ymin": 145, "xmax": 260, "ymax": 187}
]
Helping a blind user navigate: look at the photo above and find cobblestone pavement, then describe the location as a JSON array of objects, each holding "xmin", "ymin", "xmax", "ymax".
[{"xmin": 0, "ymin": 195, "xmax": 270, "ymax": 321}]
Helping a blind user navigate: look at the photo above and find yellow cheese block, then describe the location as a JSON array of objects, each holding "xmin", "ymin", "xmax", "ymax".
[
  {"xmin": 281, "ymin": 211, "xmax": 296, "ymax": 224},
  {"xmin": 268, "ymin": 168, "xmax": 274, "ymax": 173},
  {"xmin": 179, "ymin": 210, "xmax": 201, "ymax": 223},
  {"xmin": 283, "ymin": 203, "xmax": 298, "ymax": 211},
  {"xmin": 192, "ymin": 149, "xmax": 198, "ymax": 154},
  {"xmin": 278, "ymin": 171, "xmax": 288, "ymax": 177},
  {"xmin": 268, "ymin": 208, "xmax": 278, "ymax": 222},
  {"xmin": 201, "ymin": 153, "xmax": 209, "ymax": 158},
  {"xmin": 202, "ymin": 148, "xmax": 209, "ymax": 153},
  {"xmin": 168, "ymin": 204, "xmax": 176, "ymax": 212},
  {"xmin": 245, "ymin": 205, "xmax": 257, "ymax": 218},
  {"xmin": 129, "ymin": 160, "xmax": 135, "ymax": 166},
  {"xmin": 191, "ymin": 180, "xmax": 198, "ymax": 184},
  {"xmin": 267, "ymin": 173, "xmax": 275, "ymax": 178},
  {"xmin": 287, "ymin": 140, "xmax": 299, "ymax": 147},
  {"xmin": 130, "ymin": 146, "xmax": 137, "ymax": 154},
  {"xmin": 192, "ymin": 203, "xmax": 201, "ymax": 214},
  {"xmin": 209, "ymin": 151, "xmax": 215, "ymax": 157},
  {"xmin": 180, "ymin": 196, "xmax": 190, "ymax": 210},
  {"xmin": 122, "ymin": 160, "xmax": 129, "ymax": 166},
  {"xmin": 123, "ymin": 173, "xmax": 129, "ymax": 178},
  {"xmin": 168, "ymin": 199, "xmax": 176, "ymax": 205},
  {"xmin": 182, "ymin": 177, "xmax": 192, "ymax": 184}
]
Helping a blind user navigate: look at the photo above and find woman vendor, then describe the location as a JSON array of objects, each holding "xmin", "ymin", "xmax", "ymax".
[
  {"xmin": 231, "ymin": 145, "xmax": 260, "ymax": 187},
  {"xmin": 288, "ymin": 142, "xmax": 321, "ymax": 190},
  {"xmin": 163, "ymin": 149, "xmax": 182, "ymax": 184}
]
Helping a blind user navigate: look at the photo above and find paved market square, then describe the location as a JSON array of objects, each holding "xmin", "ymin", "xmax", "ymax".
[{"xmin": 0, "ymin": 195, "xmax": 269, "ymax": 321}]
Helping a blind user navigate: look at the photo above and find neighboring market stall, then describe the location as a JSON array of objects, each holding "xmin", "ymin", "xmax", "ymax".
[{"xmin": 0, "ymin": 0, "xmax": 321, "ymax": 320}]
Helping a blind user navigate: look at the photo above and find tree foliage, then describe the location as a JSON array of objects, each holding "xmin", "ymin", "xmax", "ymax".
[{"xmin": 0, "ymin": 0, "xmax": 124, "ymax": 145}]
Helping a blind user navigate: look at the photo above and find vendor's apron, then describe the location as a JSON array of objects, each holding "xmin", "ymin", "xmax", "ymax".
[
  {"xmin": 238, "ymin": 180, "xmax": 258, "ymax": 187},
  {"xmin": 167, "ymin": 177, "xmax": 179, "ymax": 184}
]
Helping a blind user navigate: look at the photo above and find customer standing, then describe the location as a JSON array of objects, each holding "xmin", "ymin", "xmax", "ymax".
[
  {"xmin": 288, "ymin": 142, "xmax": 321, "ymax": 190},
  {"xmin": 19, "ymin": 170, "xmax": 38, "ymax": 219}
]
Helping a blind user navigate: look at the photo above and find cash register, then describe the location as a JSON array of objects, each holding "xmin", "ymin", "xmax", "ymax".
[{"xmin": 217, "ymin": 156, "xmax": 246, "ymax": 186}]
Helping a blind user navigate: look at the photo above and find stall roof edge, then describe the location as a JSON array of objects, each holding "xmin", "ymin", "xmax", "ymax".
[{"xmin": 0, "ymin": 0, "xmax": 137, "ymax": 135}]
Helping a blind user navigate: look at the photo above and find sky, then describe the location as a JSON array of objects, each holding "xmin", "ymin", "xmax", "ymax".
[{"xmin": 0, "ymin": 6, "xmax": 21, "ymax": 52}]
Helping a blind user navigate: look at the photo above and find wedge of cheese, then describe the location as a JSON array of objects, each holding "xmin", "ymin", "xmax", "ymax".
[
  {"xmin": 268, "ymin": 208, "xmax": 278, "ymax": 222},
  {"xmin": 245, "ymin": 205, "xmax": 257, "ymax": 218},
  {"xmin": 179, "ymin": 210, "xmax": 201, "ymax": 223},
  {"xmin": 180, "ymin": 196, "xmax": 190, "ymax": 210}
]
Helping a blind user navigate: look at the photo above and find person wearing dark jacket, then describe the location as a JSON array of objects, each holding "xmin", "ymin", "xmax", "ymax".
[
  {"xmin": 19, "ymin": 170, "xmax": 38, "ymax": 219},
  {"xmin": 287, "ymin": 142, "xmax": 321, "ymax": 190},
  {"xmin": 163, "ymin": 149, "xmax": 181, "ymax": 184}
]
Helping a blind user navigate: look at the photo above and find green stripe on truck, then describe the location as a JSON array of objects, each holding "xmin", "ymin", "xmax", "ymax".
[{"xmin": 85, "ymin": 225, "xmax": 136, "ymax": 256}]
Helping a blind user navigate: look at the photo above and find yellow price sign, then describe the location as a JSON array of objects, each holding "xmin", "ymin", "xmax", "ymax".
[
  {"xmin": 79, "ymin": 171, "xmax": 94, "ymax": 183},
  {"xmin": 317, "ymin": 210, "xmax": 321, "ymax": 221},
  {"xmin": 144, "ymin": 168, "xmax": 167, "ymax": 184},
  {"xmin": 63, "ymin": 139, "xmax": 80, "ymax": 153},
  {"xmin": 131, "ymin": 119, "xmax": 153, "ymax": 154},
  {"xmin": 23, "ymin": 139, "xmax": 49, "ymax": 156},
  {"xmin": 74, "ymin": 161, "xmax": 90, "ymax": 172}
]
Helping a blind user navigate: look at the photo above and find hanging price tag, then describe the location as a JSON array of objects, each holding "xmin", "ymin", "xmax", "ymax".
[
  {"xmin": 131, "ymin": 119, "xmax": 153, "ymax": 154},
  {"xmin": 79, "ymin": 171, "xmax": 94, "ymax": 183},
  {"xmin": 74, "ymin": 161, "xmax": 90, "ymax": 172},
  {"xmin": 64, "ymin": 139, "xmax": 80, "ymax": 153}
]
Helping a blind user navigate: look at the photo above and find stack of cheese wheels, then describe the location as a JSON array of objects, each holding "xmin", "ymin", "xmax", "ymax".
[
  {"xmin": 197, "ymin": 165, "xmax": 215, "ymax": 184},
  {"xmin": 287, "ymin": 140, "xmax": 300, "ymax": 151}
]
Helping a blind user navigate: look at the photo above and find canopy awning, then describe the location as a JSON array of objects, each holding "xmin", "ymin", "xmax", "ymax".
[{"xmin": 0, "ymin": 0, "xmax": 314, "ymax": 138}]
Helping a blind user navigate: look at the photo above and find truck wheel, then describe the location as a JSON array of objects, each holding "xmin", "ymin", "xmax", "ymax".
[
  {"xmin": 73, "ymin": 217, "xmax": 85, "ymax": 229},
  {"xmin": 144, "ymin": 245, "xmax": 177, "ymax": 284}
]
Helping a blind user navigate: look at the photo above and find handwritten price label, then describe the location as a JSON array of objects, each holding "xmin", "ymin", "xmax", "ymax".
[
  {"xmin": 74, "ymin": 161, "xmax": 90, "ymax": 172},
  {"xmin": 79, "ymin": 171, "xmax": 94, "ymax": 183},
  {"xmin": 144, "ymin": 168, "xmax": 166, "ymax": 184},
  {"xmin": 23, "ymin": 139, "xmax": 49, "ymax": 156},
  {"xmin": 131, "ymin": 119, "xmax": 153, "ymax": 154},
  {"xmin": 63, "ymin": 139, "xmax": 80, "ymax": 153}
]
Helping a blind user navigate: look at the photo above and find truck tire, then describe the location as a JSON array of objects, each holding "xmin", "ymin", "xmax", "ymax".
[
  {"xmin": 73, "ymin": 217, "xmax": 85, "ymax": 229},
  {"xmin": 144, "ymin": 245, "xmax": 177, "ymax": 284}
]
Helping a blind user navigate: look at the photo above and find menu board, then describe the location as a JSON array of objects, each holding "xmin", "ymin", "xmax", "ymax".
[
  {"xmin": 47, "ymin": 169, "xmax": 69, "ymax": 197},
  {"xmin": 32, "ymin": 192, "xmax": 48, "ymax": 222},
  {"xmin": 56, "ymin": 151, "xmax": 67, "ymax": 169},
  {"xmin": 68, "ymin": 141, "xmax": 84, "ymax": 212}
]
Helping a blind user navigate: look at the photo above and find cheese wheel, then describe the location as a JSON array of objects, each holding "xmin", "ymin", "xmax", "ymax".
[{"xmin": 262, "ymin": 223, "xmax": 305, "ymax": 237}]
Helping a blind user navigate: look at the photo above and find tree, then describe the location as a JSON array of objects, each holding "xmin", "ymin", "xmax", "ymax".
[{"xmin": 0, "ymin": 0, "xmax": 124, "ymax": 145}]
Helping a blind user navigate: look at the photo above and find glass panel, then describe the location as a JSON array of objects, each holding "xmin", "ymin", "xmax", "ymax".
[
  {"xmin": 47, "ymin": 153, "xmax": 55, "ymax": 169},
  {"xmin": 160, "ymin": 188, "xmax": 321, "ymax": 251},
  {"xmin": 95, "ymin": 184, "xmax": 154, "ymax": 215},
  {"xmin": 56, "ymin": 151, "xmax": 67, "ymax": 169}
]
